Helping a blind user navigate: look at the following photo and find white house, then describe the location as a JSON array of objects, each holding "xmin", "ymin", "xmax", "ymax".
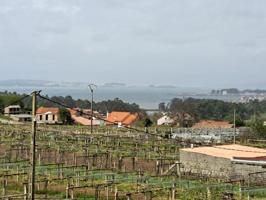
[
  {"xmin": 36, "ymin": 107, "xmax": 60, "ymax": 124},
  {"xmin": 157, "ymin": 115, "xmax": 174, "ymax": 126},
  {"xmin": 4, "ymin": 105, "xmax": 21, "ymax": 116}
]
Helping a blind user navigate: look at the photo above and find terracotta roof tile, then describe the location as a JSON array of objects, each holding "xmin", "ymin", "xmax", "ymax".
[
  {"xmin": 71, "ymin": 115, "xmax": 92, "ymax": 126},
  {"xmin": 192, "ymin": 120, "xmax": 233, "ymax": 128},
  {"xmin": 36, "ymin": 107, "xmax": 60, "ymax": 114},
  {"xmin": 123, "ymin": 113, "xmax": 138, "ymax": 125},
  {"xmin": 106, "ymin": 112, "xmax": 138, "ymax": 125}
]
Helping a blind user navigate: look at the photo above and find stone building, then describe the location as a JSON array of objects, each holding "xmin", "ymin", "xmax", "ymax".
[
  {"xmin": 180, "ymin": 144, "xmax": 266, "ymax": 181},
  {"xmin": 36, "ymin": 107, "xmax": 60, "ymax": 124}
]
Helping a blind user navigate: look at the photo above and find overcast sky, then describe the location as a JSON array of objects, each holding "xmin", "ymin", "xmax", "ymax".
[{"xmin": 0, "ymin": 0, "xmax": 266, "ymax": 88}]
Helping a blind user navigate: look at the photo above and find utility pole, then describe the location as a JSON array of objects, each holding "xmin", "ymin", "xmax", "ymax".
[
  {"xmin": 88, "ymin": 84, "xmax": 96, "ymax": 134},
  {"xmin": 30, "ymin": 91, "xmax": 37, "ymax": 200},
  {"xmin": 233, "ymin": 108, "xmax": 236, "ymax": 144}
]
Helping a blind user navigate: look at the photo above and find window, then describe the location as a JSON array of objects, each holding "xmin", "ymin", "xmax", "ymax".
[
  {"xmin": 40, "ymin": 115, "xmax": 42, "ymax": 121},
  {"xmin": 52, "ymin": 115, "xmax": 55, "ymax": 121},
  {"xmin": 45, "ymin": 115, "xmax": 48, "ymax": 121}
]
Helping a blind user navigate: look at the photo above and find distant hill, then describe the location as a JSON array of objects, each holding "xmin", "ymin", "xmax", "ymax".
[
  {"xmin": 0, "ymin": 79, "xmax": 85, "ymax": 88},
  {"xmin": 0, "ymin": 79, "xmax": 59, "ymax": 87}
]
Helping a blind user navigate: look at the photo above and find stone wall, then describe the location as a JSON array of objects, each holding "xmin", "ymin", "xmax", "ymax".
[
  {"xmin": 232, "ymin": 163, "xmax": 266, "ymax": 184},
  {"xmin": 180, "ymin": 150, "xmax": 266, "ymax": 182},
  {"xmin": 180, "ymin": 150, "xmax": 232, "ymax": 179}
]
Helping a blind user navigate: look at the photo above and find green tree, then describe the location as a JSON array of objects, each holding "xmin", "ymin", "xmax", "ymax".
[
  {"xmin": 143, "ymin": 118, "xmax": 153, "ymax": 127},
  {"xmin": 0, "ymin": 94, "xmax": 24, "ymax": 113},
  {"xmin": 226, "ymin": 114, "xmax": 245, "ymax": 127},
  {"xmin": 247, "ymin": 117, "xmax": 266, "ymax": 138},
  {"xmin": 0, "ymin": 98, "xmax": 4, "ymax": 113},
  {"xmin": 59, "ymin": 109, "xmax": 73, "ymax": 125}
]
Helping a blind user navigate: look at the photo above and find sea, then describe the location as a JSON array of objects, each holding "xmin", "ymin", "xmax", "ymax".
[{"xmin": 0, "ymin": 85, "xmax": 240, "ymax": 109}]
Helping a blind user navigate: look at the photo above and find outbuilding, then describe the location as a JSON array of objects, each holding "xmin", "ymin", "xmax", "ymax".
[
  {"xmin": 10, "ymin": 114, "xmax": 32, "ymax": 122},
  {"xmin": 157, "ymin": 115, "xmax": 175, "ymax": 126},
  {"xmin": 180, "ymin": 144, "xmax": 266, "ymax": 181}
]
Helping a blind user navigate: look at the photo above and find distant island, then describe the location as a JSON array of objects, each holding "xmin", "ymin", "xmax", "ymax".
[
  {"xmin": 102, "ymin": 82, "xmax": 127, "ymax": 87},
  {"xmin": 211, "ymin": 88, "xmax": 266, "ymax": 95},
  {"xmin": 148, "ymin": 85, "xmax": 177, "ymax": 89}
]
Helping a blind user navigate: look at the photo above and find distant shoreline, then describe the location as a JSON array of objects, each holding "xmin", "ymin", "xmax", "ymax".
[{"xmin": 0, "ymin": 86, "xmax": 243, "ymax": 110}]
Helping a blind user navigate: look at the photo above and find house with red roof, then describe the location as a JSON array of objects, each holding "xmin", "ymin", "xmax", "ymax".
[
  {"xmin": 36, "ymin": 107, "xmax": 60, "ymax": 124},
  {"xmin": 106, "ymin": 111, "xmax": 138, "ymax": 127}
]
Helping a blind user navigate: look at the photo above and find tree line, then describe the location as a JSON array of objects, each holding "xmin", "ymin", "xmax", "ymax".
[
  {"xmin": 159, "ymin": 98, "xmax": 266, "ymax": 138},
  {"xmin": 0, "ymin": 91, "xmax": 141, "ymax": 114},
  {"xmin": 159, "ymin": 97, "xmax": 266, "ymax": 123}
]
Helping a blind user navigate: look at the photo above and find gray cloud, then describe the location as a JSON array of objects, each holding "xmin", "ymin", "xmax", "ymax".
[{"xmin": 0, "ymin": 0, "xmax": 266, "ymax": 88}]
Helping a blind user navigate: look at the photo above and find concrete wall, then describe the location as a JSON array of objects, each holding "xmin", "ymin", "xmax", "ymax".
[
  {"xmin": 180, "ymin": 150, "xmax": 232, "ymax": 179},
  {"xmin": 180, "ymin": 150, "xmax": 266, "ymax": 181}
]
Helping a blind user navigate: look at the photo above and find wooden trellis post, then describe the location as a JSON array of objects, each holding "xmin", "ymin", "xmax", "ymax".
[
  {"xmin": 23, "ymin": 183, "xmax": 28, "ymax": 200},
  {"xmin": 171, "ymin": 183, "xmax": 176, "ymax": 200},
  {"xmin": 44, "ymin": 179, "xmax": 48, "ymax": 199},
  {"xmin": 66, "ymin": 179, "xmax": 70, "ymax": 199},
  {"xmin": 114, "ymin": 186, "xmax": 118, "ymax": 200},
  {"xmin": 126, "ymin": 193, "xmax": 132, "ymax": 200},
  {"xmin": 2, "ymin": 177, "xmax": 7, "ymax": 196}
]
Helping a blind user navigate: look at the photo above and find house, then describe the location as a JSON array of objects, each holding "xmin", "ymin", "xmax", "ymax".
[
  {"xmin": 69, "ymin": 108, "xmax": 104, "ymax": 126},
  {"xmin": 106, "ymin": 112, "xmax": 138, "ymax": 127},
  {"xmin": 4, "ymin": 105, "xmax": 32, "ymax": 123},
  {"xmin": 4, "ymin": 105, "xmax": 21, "ymax": 116},
  {"xmin": 180, "ymin": 144, "xmax": 266, "ymax": 181},
  {"xmin": 192, "ymin": 120, "xmax": 233, "ymax": 129},
  {"xmin": 157, "ymin": 115, "xmax": 175, "ymax": 126},
  {"xmin": 36, "ymin": 107, "xmax": 60, "ymax": 124}
]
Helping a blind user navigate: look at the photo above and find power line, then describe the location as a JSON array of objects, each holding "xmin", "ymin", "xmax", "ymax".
[
  {"xmin": 0, "ymin": 92, "xmax": 167, "ymax": 138},
  {"xmin": 37, "ymin": 93, "xmax": 165, "ymax": 138}
]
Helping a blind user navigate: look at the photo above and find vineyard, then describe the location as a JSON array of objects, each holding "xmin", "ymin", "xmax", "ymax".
[{"xmin": 0, "ymin": 124, "xmax": 266, "ymax": 199}]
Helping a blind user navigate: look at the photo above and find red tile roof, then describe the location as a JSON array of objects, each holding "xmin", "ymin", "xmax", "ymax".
[
  {"xmin": 71, "ymin": 115, "xmax": 92, "ymax": 126},
  {"xmin": 123, "ymin": 113, "xmax": 138, "ymax": 125},
  {"xmin": 192, "ymin": 120, "xmax": 233, "ymax": 128},
  {"xmin": 106, "ymin": 112, "xmax": 138, "ymax": 126},
  {"xmin": 36, "ymin": 107, "xmax": 60, "ymax": 114}
]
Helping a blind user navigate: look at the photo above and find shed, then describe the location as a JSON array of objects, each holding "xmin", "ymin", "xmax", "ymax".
[
  {"xmin": 180, "ymin": 144, "xmax": 266, "ymax": 180},
  {"xmin": 10, "ymin": 114, "xmax": 32, "ymax": 122}
]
